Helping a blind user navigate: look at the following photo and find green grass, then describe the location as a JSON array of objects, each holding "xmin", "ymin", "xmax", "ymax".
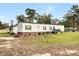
[
  {"xmin": 0, "ymin": 32, "xmax": 10, "ymax": 37},
  {"xmin": 22, "ymin": 32, "xmax": 79, "ymax": 46}
]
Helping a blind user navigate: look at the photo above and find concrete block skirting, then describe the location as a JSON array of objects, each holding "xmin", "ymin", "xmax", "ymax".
[{"xmin": 17, "ymin": 32, "xmax": 52, "ymax": 36}]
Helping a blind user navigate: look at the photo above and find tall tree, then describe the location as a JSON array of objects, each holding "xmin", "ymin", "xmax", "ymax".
[
  {"xmin": 64, "ymin": 5, "xmax": 79, "ymax": 29},
  {"xmin": 16, "ymin": 15, "xmax": 27, "ymax": 23},
  {"xmin": 25, "ymin": 8, "xmax": 36, "ymax": 23},
  {"xmin": 16, "ymin": 8, "xmax": 53, "ymax": 24},
  {"xmin": 0, "ymin": 21, "xmax": 8, "ymax": 29},
  {"xmin": 58, "ymin": 20, "xmax": 70, "ymax": 27},
  {"xmin": 42, "ymin": 14, "xmax": 51, "ymax": 24},
  {"xmin": 9, "ymin": 20, "xmax": 14, "ymax": 33},
  {"xmin": 52, "ymin": 19, "xmax": 59, "ymax": 25},
  {"xmin": 36, "ymin": 14, "xmax": 44, "ymax": 24},
  {"xmin": 37, "ymin": 14, "xmax": 52, "ymax": 24},
  {"xmin": 0, "ymin": 21, "xmax": 3, "ymax": 29}
]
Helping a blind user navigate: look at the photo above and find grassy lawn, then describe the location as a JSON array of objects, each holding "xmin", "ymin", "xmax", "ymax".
[
  {"xmin": 0, "ymin": 32, "xmax": 10, "ymax": 37},
  {"xmin": 22, "ymin": 32, "xmax": 79, "ymax": 46}
]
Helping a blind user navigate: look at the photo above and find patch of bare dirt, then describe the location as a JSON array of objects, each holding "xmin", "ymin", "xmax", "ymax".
[{"xmin": 0, "ymin": 38, "xmax": 79, "ymax": 56}]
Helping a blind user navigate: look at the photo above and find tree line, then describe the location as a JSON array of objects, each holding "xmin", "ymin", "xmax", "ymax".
[
  {"xmin": 16, "ymin": 5, "xmax": 79, "ymax": 30},
  {"xmin": 16, "ymin": 8, "xmax": 58, "ymax": 24},
  {"xmin": 1, "ymin": 5, "xmax": 79, "ymax": 30},
  {"xmin": 59, "ymin": 5, "xmax": 79, "ymax": 29},
  {"xmin": 0, "ymin": 21, "xmax": 8, "ymax": 29}
]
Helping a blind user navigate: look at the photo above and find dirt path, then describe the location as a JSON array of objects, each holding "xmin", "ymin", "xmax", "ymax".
[{"xmin": 0, "ymin": 37, "xmax": 17, "ymax": 48}]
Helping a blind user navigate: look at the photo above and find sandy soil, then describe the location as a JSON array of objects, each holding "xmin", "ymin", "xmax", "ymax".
[{"xmin": 0, "ymin": 38, "xmax": 79, "ymax": 56}]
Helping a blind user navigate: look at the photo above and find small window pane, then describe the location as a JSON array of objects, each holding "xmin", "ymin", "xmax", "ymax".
[
  {"xmin": 25, "ymin": 25, "xmax": 31, "ymax": 30},
  {"xmin": 49, "ymin": 26, "xmax": 52, "ymax": 30},
  {"xmin": 38, "ymin": 26, "xmax": 39, "ymax": 28},
  {"xmin": 43, "ymin": 26, "xmax": 46, "ymax": 30}
]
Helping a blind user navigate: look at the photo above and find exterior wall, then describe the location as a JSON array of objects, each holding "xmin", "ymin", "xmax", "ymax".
[
  {"xmin": 17, "ymin": 22, "xmax": 64, "ymax": 33},
  {"xmin": 13, "ymin": 26, "xmax": 18, "ymax": 34},
  {"xmin": 22, "ymin": 23, "xmax": 53, "ymax": 32},
  {"xmin": 12, "ymin": 23, "xmax": 22, "ymax": 34},
  {"xmin": 18, "ymin": 22, "xmax": 23, "ymax": 32},
  {"xmin": 12, "ymin": 22, "xmax": 64, "ymax": 36}
]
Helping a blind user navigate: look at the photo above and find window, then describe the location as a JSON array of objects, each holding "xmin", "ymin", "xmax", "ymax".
[
  {"xmin": 38, "ymin": 26, "xmax": 39, "ymax": 28},
  {"xmin": 25, "ymin": 25, "xmax": 31, "ymax": 30},
  {"xmin": 43, "ymin": 26, "xmax": 46, "ymax": 30},
  {"xmin": 49, "ymin": 26, "xmax": 52, "ymax": 30},
  {"xmin": 53, "ymin": 26, "xmax": 55, "ymax": 30}
]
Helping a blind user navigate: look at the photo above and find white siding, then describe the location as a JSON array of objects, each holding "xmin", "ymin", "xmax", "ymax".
[
  {"xmin": 17, "ymin": 22, "xmax": 64, "ymax": 33},
  {"xmin": 13, "ymin": 26, "xmax": 18, "ymax": 34},
  {"xmin": 18, "ymin": 22, "xmax": 23, "ymax": 32}
]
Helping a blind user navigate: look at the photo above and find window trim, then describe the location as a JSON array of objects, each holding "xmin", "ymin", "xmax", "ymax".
[
  {"xmin": 25, "ymin": 25, "xmax": 31, "ymax": 30},
  {"xmin": 49, "ymin": 26, "xmax": 52, "ymax": 30},
  {"xmin": 43, "ymin": 26, "xmax": 46, "ymax": 30}
]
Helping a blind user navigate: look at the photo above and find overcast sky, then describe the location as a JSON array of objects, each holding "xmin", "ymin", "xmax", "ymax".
[{"xmin": 0, "ymin": 3, "xmax": 79, "ymax": 24}]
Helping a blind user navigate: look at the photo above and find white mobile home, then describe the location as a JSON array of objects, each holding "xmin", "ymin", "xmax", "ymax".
[{"xmin": 12, "ymin": 22, "xmax": 64, "ymax": 36}]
